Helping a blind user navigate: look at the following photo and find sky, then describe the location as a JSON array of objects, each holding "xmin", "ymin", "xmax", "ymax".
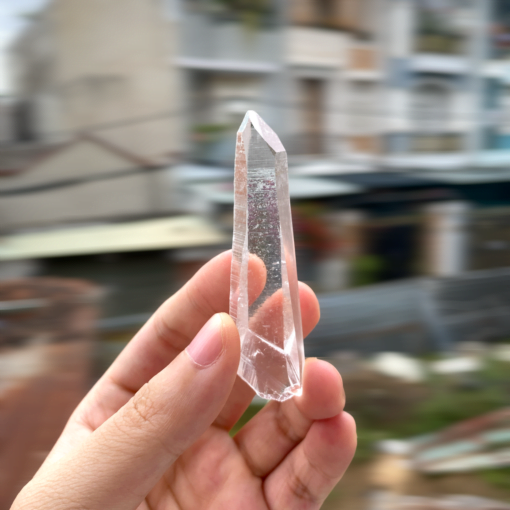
[{"xmin": 0, "ymin": 0, "xmax": 48, "ymax": 94}]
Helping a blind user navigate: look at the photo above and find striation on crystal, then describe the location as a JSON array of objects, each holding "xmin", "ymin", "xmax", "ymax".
[{"xmin": 230, "ymin": 110, "xmax": 304, "ymax": 402}]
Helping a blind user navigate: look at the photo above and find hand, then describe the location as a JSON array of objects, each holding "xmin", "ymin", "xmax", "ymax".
[{"xmin": 12, "ymin": 251, "xmax": 356, "ymax": 510}]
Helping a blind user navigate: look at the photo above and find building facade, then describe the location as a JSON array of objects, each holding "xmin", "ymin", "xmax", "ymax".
[
  {"xmin": 7, "ymin": 0, "xmax": 510, "ymax": 283},
  {"xmin": 9, "ymin": 0, "xmax": 180, "ymax": 161},
  {"xmin": 12, "ymin": 0, "xmax": 510, "ymax": 170}
]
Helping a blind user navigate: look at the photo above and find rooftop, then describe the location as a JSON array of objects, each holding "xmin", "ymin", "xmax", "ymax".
[{"xmin": 0, "ymin": 216, "xmax": 229, "ymax": 260}]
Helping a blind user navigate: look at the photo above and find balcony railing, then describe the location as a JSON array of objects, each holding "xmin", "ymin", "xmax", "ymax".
[
  {"xmin": 385, "ymin": 133, "xmax": 466, "ymax": 154},
  {"xmin": 180, "ymin": 1, "xmax": 281, "ymax": 63},
  {"xmin": 411, "ymin": 133, "xmax": 464, "ymax": 153},
  {"xmin": 184, "ymin": 0, "xmax": 278, "ymax": 28},
  {"xmin": 289, "ymin": 0, "xmax": 373, "ymax": 37},
  {"xmin": 415, "ymin": 7, "xmax": 467, "ymax": 55},
  {"xmin": 189, "ymin": 130, "xmax": 340, "ymax": 164},
  {"xmin": 347, "ymin": 46, "xmax": 379, "ymax": 71},
  {"xmin": 415, "ymin": 32, "xmax": 465, "ymax": 55},
  {"xmin": 347, "ymin": 135, "xmax": 380, "ymax": 154}
]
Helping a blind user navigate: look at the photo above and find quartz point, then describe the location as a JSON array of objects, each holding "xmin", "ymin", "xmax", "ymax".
[{"xmin": 230, "ymin": 110, "xmax": 304, "ymax": 402}]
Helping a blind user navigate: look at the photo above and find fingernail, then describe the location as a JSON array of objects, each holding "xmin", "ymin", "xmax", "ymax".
[{"xmin": 186, "ymin": 314, "xmax": 224, "ymax": 368}]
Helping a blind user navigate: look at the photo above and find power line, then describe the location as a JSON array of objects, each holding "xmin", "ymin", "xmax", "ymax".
[
  {"xmin": 61, "ymin": 107, "xmax": 191, "ymax": 135},
  {"xmin": 1, "ymin": 97, "xmax": 496, "ymax": 143},
  {"xmin": 4, "ymin": 151, "xmax": 510, "ymax": 198},
  {"xmin": 0, "ymin": 165, "xmax": 164, "ymax": 197},
  {"xmin": 8, "ymin": 107, "xmax": 193, "ymax": 141}
]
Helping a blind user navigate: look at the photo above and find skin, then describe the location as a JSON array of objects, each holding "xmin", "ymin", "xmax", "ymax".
[{"xmin": 11, "ymin": 251, "xmax": 357, "ymax": 510}]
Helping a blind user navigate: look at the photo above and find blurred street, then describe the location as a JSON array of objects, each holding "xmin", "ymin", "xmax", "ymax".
[{"xmin": 3, "ymin": 0, "xmax": 510, "ymax": 508}]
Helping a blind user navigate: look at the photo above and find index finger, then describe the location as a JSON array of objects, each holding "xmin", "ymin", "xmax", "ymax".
[{"xmin": 80, "ymin": 251, "xmax": 266, "ymax": 428}]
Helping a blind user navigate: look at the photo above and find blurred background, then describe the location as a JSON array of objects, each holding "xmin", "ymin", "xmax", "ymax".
[{"xmin": 3, "ymin": 0, "xmax": 510, "ymax": 508}]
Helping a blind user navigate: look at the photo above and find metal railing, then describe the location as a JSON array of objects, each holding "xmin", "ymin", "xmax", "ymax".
[{"xmin": 305, "ymin": 267, "xmax": 510, "ymax": 357}]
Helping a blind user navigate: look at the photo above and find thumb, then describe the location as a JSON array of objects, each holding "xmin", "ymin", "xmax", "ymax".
[{"xmin": 25, "ymin": 313, "xmax": 240, "ymax": 510}]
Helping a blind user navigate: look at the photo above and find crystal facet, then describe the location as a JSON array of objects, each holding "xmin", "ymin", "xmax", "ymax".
[{"xmin": 230, "ymin": 110, "xmax": 304, "ymax": 402}]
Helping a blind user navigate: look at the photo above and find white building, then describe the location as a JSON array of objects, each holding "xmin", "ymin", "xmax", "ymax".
[
  {"xmin": 10, "ymin": 0, "xmax": 510, "ymax": 171},
  {"xmin": 9, "ymin": 0, "xmax": 179, "ymax": 161},
  {"xmin": 379, "ymin": 0, "xmax": 479, "ymax": 171}
]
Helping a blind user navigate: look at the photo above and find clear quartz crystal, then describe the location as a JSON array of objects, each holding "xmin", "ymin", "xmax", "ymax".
[{"xmin": 230, "ymin": 110, "xmax": 304, "ymax": 402}]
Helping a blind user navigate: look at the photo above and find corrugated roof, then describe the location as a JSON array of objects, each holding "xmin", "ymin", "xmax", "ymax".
[
  {"xmin": 289, "ymin": 159, "xmax": 373, "ymax": 175},
  {"xmin": 416, "ymin": 170, "xmax": 510, "ymax": 184},
  {"xmin": 0, "ymin": 216, "xmax": 229, "ymax": 260},
  {"xmin": 329, "ymin": 172, "xmax": 444, "ymax": 188}
]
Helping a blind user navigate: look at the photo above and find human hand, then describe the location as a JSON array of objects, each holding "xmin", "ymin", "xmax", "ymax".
[{"xmin": 12, "ymin": 251, "xmax": 356, "ymax": 510}]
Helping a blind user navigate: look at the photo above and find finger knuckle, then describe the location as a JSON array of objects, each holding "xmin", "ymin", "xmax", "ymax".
[
  {"xmin": 152, "ymin": 308, "xmax": 190, "ymax": 353},
  {"xmin": 275, "ymin": 406, "xmax": 302, "ymax": 443},
  {"xmin": 288, "ymin": 469, "xmax": 317, "ymax": 504},
  {"xmin": 186, "ymin": 278, "xmax": 215, "ymax": 319},
  {"xmin": 129, "ymin": 383, "xmax": 160, "ymax": 428}
]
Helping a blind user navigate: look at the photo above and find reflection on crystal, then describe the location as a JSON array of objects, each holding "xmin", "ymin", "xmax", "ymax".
[{"xmin": 230, "ymin": 111, "xmax": 304, "ymax": 402}]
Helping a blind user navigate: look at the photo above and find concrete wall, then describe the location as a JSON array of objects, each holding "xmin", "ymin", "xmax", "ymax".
[
  {"xmin": 0, "ymin": 139, "xmax": 165, "ymax": 230},
  {"xmin": 11, "ymin": 0, "xmax": 179, "ymax": 160},
  {"xmin": 284, "ymin": 27, "xmax": 347, "ymax": 154}
]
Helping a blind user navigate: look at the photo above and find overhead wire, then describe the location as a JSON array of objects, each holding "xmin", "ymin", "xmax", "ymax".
[
  {"xmin": 0, "ymin": 165, "xmax": 165, "ymax": 197},
  {"xmin": 1, "ymin": 95, "xmax": 492, "ymax": 142},
  {"xmin": 0, "ymin": 95, "xmax": 501, "ymax": 196}
]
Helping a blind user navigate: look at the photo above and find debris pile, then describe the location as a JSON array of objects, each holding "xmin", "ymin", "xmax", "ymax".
[{"xmin": 411, "ymin": 408, "xmax": 510, "ymax": 474}]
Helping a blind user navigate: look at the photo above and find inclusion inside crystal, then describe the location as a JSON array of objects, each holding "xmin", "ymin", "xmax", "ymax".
[{"xmin": 230, "ymin": 111, "xmax": 304, "ymax": 402}]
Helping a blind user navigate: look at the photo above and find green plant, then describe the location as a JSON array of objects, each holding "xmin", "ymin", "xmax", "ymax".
[
  {"xmin": 212, "ymin": 0, "xmax": 274, "ymax": 30},
  {"xmin": 351, "ymin": 255, "xmax": 386, "ymax": 287},
  {"xmin": 192, "ymin": 123, "xmax": 229, "ymax": 135},
  {"xmin": 229, "ymin": 402, "xmax": 266, "ymax": 436},
  {"xmin": 480, "ymin": 467, "xmax": 510, "ymax": 491},
  {"xmin": 346, "ymin": 354, "xmax": 510, "ymax": 464},
  {"xmin": 352, "ymin": 427, "xmax": 388, "ymax": 463}
]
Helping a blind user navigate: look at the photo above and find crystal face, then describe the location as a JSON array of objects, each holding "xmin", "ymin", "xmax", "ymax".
[{"xmin": 230, "ymin": 111, "xmax": 304, "ymax": 402}]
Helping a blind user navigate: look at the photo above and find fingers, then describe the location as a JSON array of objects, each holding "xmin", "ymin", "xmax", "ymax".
[
  {"xmin": 264, "ymin": 412, "xmax": 357, "ymax": 510},
  {"xmin": 213, "ymin": 283, "xmax": 321, "ymax": 430},
  {"xmin": 234, "ymin": 359, "xmax": 345, "ymax": 477},
  {"xmin": 213, "ymin": 376, "xmax": 255, "ymax": 430},
  {"xmin": 80, "ymin": 251, "xmax": 266, "ymax": 429},
  {"xmin": 296, "ymin": 358, "xmax": 345, "ymax": 420},
  {"xmin": 23, "ymin": 314, "xmax": 241, "ymax": 510}
]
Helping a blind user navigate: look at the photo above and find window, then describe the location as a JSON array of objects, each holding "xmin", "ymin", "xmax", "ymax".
[
  {"xmin": 415, "ymin": 0, "xmax": 470, "ymax": 54},
  {"xmin": 348, "ymin": 81, "xmax": 376, "ymax": 133},
  {"xmin": 411, "ymin": 82, "xmax": 450, "ymax": 132},
  {"xmin": 492, "ymin": 0, "xmax": 510, "ymax": 58}
]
